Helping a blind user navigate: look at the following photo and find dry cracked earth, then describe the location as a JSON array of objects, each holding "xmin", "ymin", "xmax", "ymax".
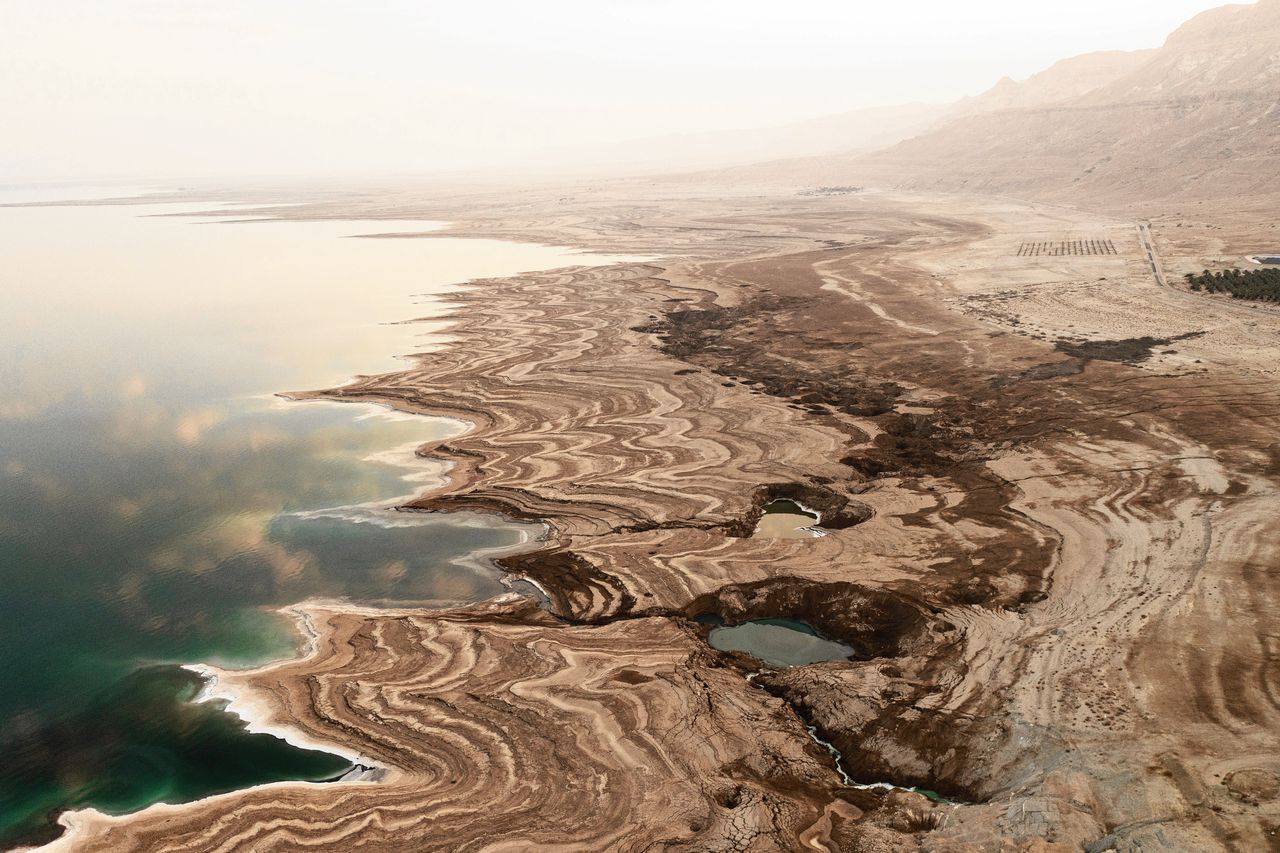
[{"xmin": 55, "ymin": 185, "xmax": 1280, "ymax": 852}]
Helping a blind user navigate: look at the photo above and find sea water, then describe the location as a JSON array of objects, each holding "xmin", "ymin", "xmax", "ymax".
[{"xmin": 0, "ymin": 187, "xmax": 635, "ymax": 845}]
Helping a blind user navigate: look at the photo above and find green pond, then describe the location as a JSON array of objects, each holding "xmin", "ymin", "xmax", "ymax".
[
  {"xmin": 0, "ymin": 185, "xmax": 635, "ymax": 847},
  {"xmin": 708, "ymin": 618, "xmax": 853, "ymax": 668}
]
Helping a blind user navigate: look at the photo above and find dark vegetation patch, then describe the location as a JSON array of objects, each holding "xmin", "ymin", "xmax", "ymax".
[
  {"xmin": 634, "ymin": 296, "xmax": 1031, "ymax": 482},
  {"xmin": 634, "ymin": 296, "xmax": 902, "ymax": 417},
  {"xmin": 635, "ymin": 297, "xmax": 1008, "ymax": 481},
  {"xmin": 839, "ymin": 412, "xmax": 980, "ymax": 478},
  {"xmin": 1054, "ymin": 331, "xmax": 1203, "ymax": 364},
  {"xmin": 626, "ymin": 288, "xmax": 1071, "ymax": 615},
  {"xmin": 1186, "ymin": 267, "xmax": 1280, "ymax": 301}
]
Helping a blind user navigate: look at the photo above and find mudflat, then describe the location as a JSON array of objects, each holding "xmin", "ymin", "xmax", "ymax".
[{"xmin": 54, "ymin": 181, "xmax": 1280, "ymax": 851}]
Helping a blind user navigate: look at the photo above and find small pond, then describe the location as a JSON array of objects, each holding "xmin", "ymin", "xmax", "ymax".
[
  {"xmin": 754, "ymin": 500, "xmax": 822, "ymax": 539},
  {"xmin": 708, "ymin": 618, "xmax": 853, "ymax": 668}
]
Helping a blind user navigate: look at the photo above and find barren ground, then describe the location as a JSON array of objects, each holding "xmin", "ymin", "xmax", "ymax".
[{"xmin": 52, "ymin": 182, "xmax": 1280, "ymax": 851}]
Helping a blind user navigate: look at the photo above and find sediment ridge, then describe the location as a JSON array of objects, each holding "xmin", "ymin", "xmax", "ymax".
[{"xmin": 52, "ymin": 187, "xmax": 1280, "ymax": 851}]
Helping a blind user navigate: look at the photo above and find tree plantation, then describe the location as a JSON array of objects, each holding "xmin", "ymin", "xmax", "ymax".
[{"xmin": 1185, "ymin": 267, "xmax": 1280, "ymax": 302}]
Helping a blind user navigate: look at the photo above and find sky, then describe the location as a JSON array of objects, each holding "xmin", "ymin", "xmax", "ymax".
[{"xmin": 0, "ymin": 0, "xmax": 1235, "ymax": 180}]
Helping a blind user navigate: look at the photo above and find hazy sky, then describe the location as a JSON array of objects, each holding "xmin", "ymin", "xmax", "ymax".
[{"xmin": 1, "ymin": 0, "xmax": 1233, "ymax": 179}]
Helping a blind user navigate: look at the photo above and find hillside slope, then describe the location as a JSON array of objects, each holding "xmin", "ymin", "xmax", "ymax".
[
  {"xmin": 750, "ymin": 0, "xmax": 1280, "ymax": 210},
  {"xmin": 946, "ymin": 49, "xmax": 1155, "ymax": 118}
]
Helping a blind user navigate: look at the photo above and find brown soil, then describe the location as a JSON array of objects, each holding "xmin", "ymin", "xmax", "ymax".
[{"xmin": 55, "ymin": 183, "xmax": 1280, "ymax": 852}]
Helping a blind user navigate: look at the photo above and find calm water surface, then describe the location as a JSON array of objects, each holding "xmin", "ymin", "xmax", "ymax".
[
  {"xmin": 0, "ymin": 187, "xmax": 635, "ymax": 846},
  {"xmin": 754, "ymin": 499, "xmax": 821, "ymax": 539},
  {"xmin": 708, "ymin": 619, "xmax": 854, "ymax": 668}
]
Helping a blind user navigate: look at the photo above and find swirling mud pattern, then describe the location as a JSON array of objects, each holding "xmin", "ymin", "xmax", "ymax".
[{"xmin": 53, "ymin": 186, "xmax": 1280, "ymax": 851}]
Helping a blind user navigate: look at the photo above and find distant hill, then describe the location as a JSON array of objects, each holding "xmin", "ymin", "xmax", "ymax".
[
  {"xmin": 740, "ymin": 0, "xmax": 1280, "ymax": 210},
  {"xmin": 521, "ymin": 102, "xmax": 946, "ymax": 177},
  {"xmin": 946, "ymin": 50, "xmax": 1155, "ymax": 118},
  {"xmin": 547, "ymin": 49, "xmax": 1151, "ymax": 179},
  {"xmin": 1082, "ymin": 0, "xmax": 1280, "ymax": 102}
]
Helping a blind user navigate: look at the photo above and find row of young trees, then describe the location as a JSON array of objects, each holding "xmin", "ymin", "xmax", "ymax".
[{"xmin": 1185, "ymin": 267, "xmax": 1280, "ymax": 302}]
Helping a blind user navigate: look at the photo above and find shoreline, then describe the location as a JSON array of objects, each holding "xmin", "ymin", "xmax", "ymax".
[
  {"xmin": 20, "ymin": 209, "xmax": 637, "ymax": 852},
  {"xmin": 47, "ymin": 183, "xmax": 1280, "ymax": 851},
  {"xmin": 35, "ymin": 394, "xmax": 577, "ymax": 846}
]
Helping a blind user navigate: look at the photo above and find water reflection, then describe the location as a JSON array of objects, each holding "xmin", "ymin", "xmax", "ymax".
[
  {"xmin": 708, "ymin": 619, "xmax": 854, "ymax": 668},
  {"xmin": 0, "ymin": 190, "xmax": 637, "ymax": 845}
]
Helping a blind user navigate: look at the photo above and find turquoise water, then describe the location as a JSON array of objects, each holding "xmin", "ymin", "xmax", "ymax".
[
  {"xmin": 708, "ymin": 619, "xmax": 854, "ymax": 668},
  {"xmin": 0, "ymin": 187, "xmax": 633, "ymax": 846}
]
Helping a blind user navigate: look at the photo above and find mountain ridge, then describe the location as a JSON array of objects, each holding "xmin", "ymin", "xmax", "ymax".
[{"xmin": 727, "ymin": 0, "xmax": 1279, "ymax": 211}]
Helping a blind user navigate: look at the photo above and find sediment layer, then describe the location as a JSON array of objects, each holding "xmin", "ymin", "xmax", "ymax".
[
  {"xmin": 63, "ymin": 597, "xmax": 872, "ymax": 851},
  {"xmin": 56, "ymin": 187, "xmax": 1280, "ymax": 851}
]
